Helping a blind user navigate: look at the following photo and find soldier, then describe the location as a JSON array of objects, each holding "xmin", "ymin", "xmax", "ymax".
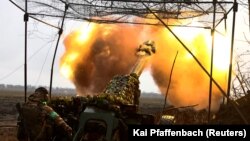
[{"xmin": 16, "ymin": 87, "xmax": 72, "ymax": 141}]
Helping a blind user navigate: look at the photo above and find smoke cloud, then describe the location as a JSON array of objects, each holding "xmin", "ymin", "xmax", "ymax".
[
  {"xmin": 62, "ymin": 23, "xmax": 147, "ymax": 94},
  {"xmin": 61, "ymin": 21, "xmax": 229, "ymax": 111}
]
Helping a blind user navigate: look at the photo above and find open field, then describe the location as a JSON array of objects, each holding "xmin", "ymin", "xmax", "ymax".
[
  {"xmin": 0, "ymin": 90, "xmax": 23, "ymax": 141},
  {"xmin": 0, "ymin": 90, "xmax": 165, "ymax": 141}
]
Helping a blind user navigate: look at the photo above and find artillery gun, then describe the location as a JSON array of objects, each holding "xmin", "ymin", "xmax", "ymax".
[{"xmin": 50, "ymin": 40, "xmax": 156, "ymax": 141}]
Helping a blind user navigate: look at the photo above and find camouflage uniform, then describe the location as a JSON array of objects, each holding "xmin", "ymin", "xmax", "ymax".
[{"xmin": 17, "ymin": 87, "xmax": 72, "ymax": 141}]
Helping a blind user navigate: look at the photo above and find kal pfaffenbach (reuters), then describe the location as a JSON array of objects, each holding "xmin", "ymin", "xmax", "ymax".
[{"xmin": 128, "ymin": 125, "xmax": 249, "ymax": 141}]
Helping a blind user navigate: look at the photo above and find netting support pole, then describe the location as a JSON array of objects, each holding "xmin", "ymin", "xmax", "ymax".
[
  {"xmin": 208, "ymin": 0, "xmax": 217, "ymax": 124},
  {"xmin": 226, "ymin": 0, "xmax": 238, "ymax": 104},
  {"xmin": 24, "ymin": 0, "xmax": 28, "ymax": 102},
  {"xmin": 49, "ymin": 3, "xmax": 68, "ymax": 100}
]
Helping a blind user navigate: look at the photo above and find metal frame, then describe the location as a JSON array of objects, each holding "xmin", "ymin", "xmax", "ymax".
[{"xmin": 10, "ymin": 0, "xmax": 247, "ymax": 123}]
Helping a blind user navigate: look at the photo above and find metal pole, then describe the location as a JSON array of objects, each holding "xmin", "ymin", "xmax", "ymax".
[
  {"xmin": 24, "ymin": 0, "xmax": 28, "ymax": 102},
  {"xmin": 227, "ymin": 0, "xmax": 238, "ymax": 104},
  {"xmin": 208, "ymin": 0, "xmax": 216, "ymax": 123},
  {"xmin": 49, "ymin": 4, "xmax": 68, "ymax": 99},
  {"xmin": 248, "ymin": 0, "xmax": 250, "ymax": 30}
]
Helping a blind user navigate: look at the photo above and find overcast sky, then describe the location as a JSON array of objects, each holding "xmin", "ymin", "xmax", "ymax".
[
  {"xmin": 0, "ymin": 0, "xmax": 249, "ymax": 93},
  {"xmin": 0, "ymin": 1, "xmax": 70, "ymax": 87}
]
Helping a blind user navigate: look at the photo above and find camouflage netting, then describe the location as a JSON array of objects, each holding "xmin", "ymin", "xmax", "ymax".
[
  {"xmin": 158, "ymin": 106, "xmax": 209, "ymax": 124},
  {"xmin": 99, "ymin": 73, "xmax": 140, "ymax": 105},
  {"xmin": 156, "ymin": 93, "xmax": 250, "ymax": 124},
  {"xmin": 12, "ymin": 0, "xmax": 235, "ymax": 28},
  {"xmin": 49, "ymin": 73, "xmax": 141, "ymax": 114},
  {"xmin": 211, "ymin": 93, "xmax": 250, "ymax": 124}
]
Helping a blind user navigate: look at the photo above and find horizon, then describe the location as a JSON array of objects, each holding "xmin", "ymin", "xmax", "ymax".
[
  {"xmin": 0, "ymin": 1, "xmax": 249, "ymax": 98},
  {"xmin": 0, "ymin": 80, "xmax": 161, "ymax": 94}
]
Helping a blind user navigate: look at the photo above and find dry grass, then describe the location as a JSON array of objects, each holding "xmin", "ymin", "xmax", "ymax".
[
  {"xmin": 0, "ymin": 127, "xmax": 18, "ymax": 141},
  {"xmin": 0, "ymin": 90, "xmax": 23, "ymax": 141}
]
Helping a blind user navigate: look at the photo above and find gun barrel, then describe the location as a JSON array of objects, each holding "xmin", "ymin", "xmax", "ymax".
[
  {"xmin": 131, "ymin": 56, "xmax": 149, "ymax": 76},
  {"xmin": 91, "ymin": 41, "xmax": 157, "ymax": 107},
  {"xmin": 131, "ymin": 40, "xmax": 156, "ymax": 76}
]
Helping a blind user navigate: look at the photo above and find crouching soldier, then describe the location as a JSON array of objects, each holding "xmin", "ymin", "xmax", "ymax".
[{"xmin": 16, "ymin": 87, "xmax": 72, "ymax": 141}]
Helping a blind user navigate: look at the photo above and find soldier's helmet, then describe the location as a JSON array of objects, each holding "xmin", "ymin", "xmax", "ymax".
[
  {"xmin": 35, "ymin": 87, "xmax": 49, "ymax": 101},
  {"xmin": 35, "ymin": 87, "xmax": 48, "ymax": 94},
  {"xmin": 34, "ymin": 87, "xmax": 49, "ymax": 102}
]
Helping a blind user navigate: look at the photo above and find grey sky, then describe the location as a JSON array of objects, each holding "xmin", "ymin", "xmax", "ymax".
[{"xmin": 0, "ymin": 0, "xmax": 72, "ymax": 88}]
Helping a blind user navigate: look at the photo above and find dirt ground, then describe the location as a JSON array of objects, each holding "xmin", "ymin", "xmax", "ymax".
[{"xmin": 0, "ymin": 91, "xmax": 23, "ymax": 141}]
